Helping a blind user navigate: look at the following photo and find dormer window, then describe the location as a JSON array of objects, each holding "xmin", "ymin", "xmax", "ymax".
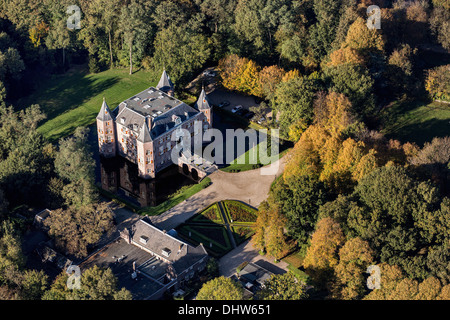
[
  {"xmin": 139, "ymin": 235, "xmax": 149, "ymax": 244},
  {"xmin": 161, "ymin": 248, "xmax": 171, "ymax": 258},
  {"xmin": 121, "ymin": 117, "xmax": 126, "ymax": 124}
]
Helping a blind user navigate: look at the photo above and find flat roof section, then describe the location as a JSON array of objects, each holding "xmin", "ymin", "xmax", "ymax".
[
  {"xmin": 79, "ymin": 238, "xmax": 164, "ymax": 300},
  {"xmin": 122, "ymin": 87, "xmax": 182, "ymax": 118}
]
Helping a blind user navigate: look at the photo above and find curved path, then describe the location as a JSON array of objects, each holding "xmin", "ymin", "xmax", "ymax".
[{"xmin": 149, "ymin": 157, "xmax": 286, "ymax": 231}]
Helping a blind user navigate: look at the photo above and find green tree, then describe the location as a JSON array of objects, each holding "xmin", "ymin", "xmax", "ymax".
[
  {"xmin": 272, "ymin": 74, "xmax": 320, "ymax": 139},
  {"xmin": 152, "ymin": 24, "xmax": 211, "ymax": 84},
  {"xmin": 272, "ymin": 174, "xmax": 327, "ymax": 251},
  {"xmin": 118, "ymin": 0, "xmax": 148, "ymax": 75},
  {"xmin": 54, "ymin": 127, "xmax": 96, "ymax": 208},
  {"xmin": 258, "ymin": 272, "xmax": 308, "ymax": 300},
  {"xmin": 43, "ymin": 266, "xmax": 131, "ymax": 300},
  {"xmin": 323, "ymin": 64, "xmax": 375, "ymax": 120},
  {"xmin": 196, "ymin": 276, "xmax": 244, "ymax": 300}
]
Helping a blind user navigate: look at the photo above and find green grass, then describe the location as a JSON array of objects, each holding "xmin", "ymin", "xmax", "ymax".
[
  {"xmin": 140, "ymin": 177, "xmax": 211, "ymax": 216},
  {"xmin": 381, "ymin": 99, "xmax": 450, "ymax": 146},
  {"xmin": 99, "ymin": 177, "xmax": 211, "ymax": 216},
  {"xmin": 17, "ymin": 65, "xmax": 159, "ymax": 142},
  {"xmin": 220, "ymin": 140, "xmax": 291, "ymax": 173}
]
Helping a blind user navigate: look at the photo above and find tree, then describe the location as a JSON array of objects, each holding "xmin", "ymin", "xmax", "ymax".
[
  {"xmin": 118, "ymin": 0, "xmax": 148, "ymax": 75},
  {"xmin": 303, "ymin": 217, "xmax": 345, "ymax": 286},
  {"xmin": 272, "ymin": 74, "xmax": 320, "ymax": 138},
  {"xmin": 429, "ymin": 5, "xmax": 450, "ymax": 50},
  {"xmin": 0, "ymin": 104, "xmax": 50, "ymax": 208},
  {"xmin": 272, "ymin": 174, "xmax": 327, "ymax": 251},
  {"xmin": 425, "ymin": 64, "xmax": 450, "ymax": 101},
  {"xmin": 54, "ymin": 127, "xmax": 96, "ymax": 208},
  {"xmin": 253, "ymin": 201, "xmax": 293, "ymax": 260},
  {"xmin": 330, "ymin": 237, "xmax": 374, "ymax": 300},
  {"xmin": 323, "ymin": 63, "xmax": 376, "ymax": 120},
  {"xmin": 196, "ymin": 276, "xmax": 244, "ymax": 300},
  {"xmin": 152, "ymin": 24, "xmax": 211, "ymax": 84},
  {"xmin": 259, "ymin": 65, "xmax": 286, "ymax": 99},
  {"xmin": 258, "ymin": 272, "xmax": 308, "ymax": 300},
  {"xmin": 343, "ymin": 17, "xmax": 384, "ymax": 53},
  {"xmin": 44, "ymin": 202, "xmax": 114, "ymax": 258},
  {"xmin": 233, "ymin": 0, "xmax": 294, "ymax": 59},
  {"xmin": 43, "ymin": 266, "xmax": 131, "ymax": 300}
]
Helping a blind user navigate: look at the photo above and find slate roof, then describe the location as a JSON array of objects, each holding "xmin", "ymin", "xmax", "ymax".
[
  {"xmin": 137, "ymin": 119, "xmax": 153, "ymax": 143},
  {"xmin": 156, "ymin": 70, "xmax": 174, "ymax": 92},
  {"xmin": 130, "ymin": 219, "xmax": 208, "ymax": 274},
  {"xmin": 115, "ymin": 87, "xmax": 200, "ymax": 139},
  {"xmin": 194, "ymin": 87, "xmax": 212, "ymax": 110},
  {"xmin": 97, "ymin": 98, "xmax": 113, "ymax": 121}
]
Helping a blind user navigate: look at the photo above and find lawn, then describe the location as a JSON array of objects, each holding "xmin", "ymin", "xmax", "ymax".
[
  {"xmin": 381, "ymin": 99, "xmax": 450, "ymax": 146},
  {"xmin": 17, "ymin": 65, "xmax": 159, "ymax": 142},
  {"xmin": 220, "ymin": 137, "xmax": 291, "ymax": 173}
]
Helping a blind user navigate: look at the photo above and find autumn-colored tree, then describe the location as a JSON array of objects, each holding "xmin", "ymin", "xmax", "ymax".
[
  {"xmin": 330, "ymin": 237, "xmax": 374, "ymax": 300},
  {"xmin": 327, "ymin": 47, "xmax": 364, "ymax": 67},
  {"xmin": 303, "ymin": 217, "xmax": 345, "ymax": 286},
  {"xmin": 425, "ymin": 64, "xmax": 450, "ymax": 101},
  {"xmin": 253, "ymin": 201, "xmax": 292, "ymax": 260},
  {"xmin": 238, "ymin": 59, "xmax": 262, "ymax": 96},
  {"xmin": 259, "ymin": 65, "xmax": 285, "ymax": 99},
  {"xmin": 281, "ymin": 69, "xmax": 300, "ymax": 82},
  {"xmin": 343, "ymin": 17, "xmax": 384, "ymax": 53},
  {"xmin": 29, "ymin": 21, "xmax": 49, "ymax": 47},
  {"xmin": 218, "ymin": 54, "xmax": 263, "ymax": 96},
  {"xmin": 44, "ymin": 202, "xmax": 114, "ymax": 258}
]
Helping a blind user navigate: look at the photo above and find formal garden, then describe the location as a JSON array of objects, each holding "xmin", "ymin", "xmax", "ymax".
[{"xmin": 176, "ymin": 200, "xmax": 257, "ymax": 258}]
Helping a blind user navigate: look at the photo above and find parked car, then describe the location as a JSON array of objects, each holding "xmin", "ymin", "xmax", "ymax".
[
  {"xmin": 231, "ymin": 105, "xmax": 243, "ymax": 113},
  {"xmin": 218, "ymin": 100, "xmax": 230, "ymax": 108},
  {"xmin": 257, "ymin": 117, "xmax": 265, "ymax": 124},
  {"xmin": 203, "ymin": 70, "xmax": 216, "ymax": 77}
]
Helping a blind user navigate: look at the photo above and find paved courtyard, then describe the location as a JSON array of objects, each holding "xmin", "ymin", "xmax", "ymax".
[
  {"xmin": 218, "ymin": 239, "xmax": 289, "ymax": 278},
  {"xmin": 149, "ymin": 156, "xmax": 286, "ymax": 231}
]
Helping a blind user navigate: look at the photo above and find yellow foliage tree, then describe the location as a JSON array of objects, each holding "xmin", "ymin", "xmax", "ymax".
[
  {"xmin": 344, "ymin": 17, "xmax": 384, "ymax": 53},
  {"xmin": 327, "ymin": 47, "xmax": 365, "ymax": 67}
]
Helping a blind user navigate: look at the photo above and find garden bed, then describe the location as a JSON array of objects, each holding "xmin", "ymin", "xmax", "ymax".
[{"xmin": 222, "ymin": 200, "xmax": 258, "ymax": 224}]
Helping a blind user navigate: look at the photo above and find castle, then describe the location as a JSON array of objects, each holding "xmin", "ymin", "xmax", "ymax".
[{"xmin": 96, "ymin": 70, "xmax": 213, "ymax": 179}]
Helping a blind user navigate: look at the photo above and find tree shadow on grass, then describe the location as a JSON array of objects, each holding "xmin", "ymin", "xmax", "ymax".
[{"xmin": 385, "ymin": 118, "xmax": 450, "ymax": 147}]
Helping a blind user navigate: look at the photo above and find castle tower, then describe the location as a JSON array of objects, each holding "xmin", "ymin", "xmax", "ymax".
[
  {"xmin": 194, "ymin": 86, "xmax": 213, "ymax": 128},
  {"xmin": 156, "ymin": 69, "xmax": 175, "ymax": 97},
  {"xmin": 136, "ymin": 117, "xmax": 155, "ymax": 179},
  {"xmin": 96, "ymin": 98, "xmax": 116, "ymax": 157}
]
